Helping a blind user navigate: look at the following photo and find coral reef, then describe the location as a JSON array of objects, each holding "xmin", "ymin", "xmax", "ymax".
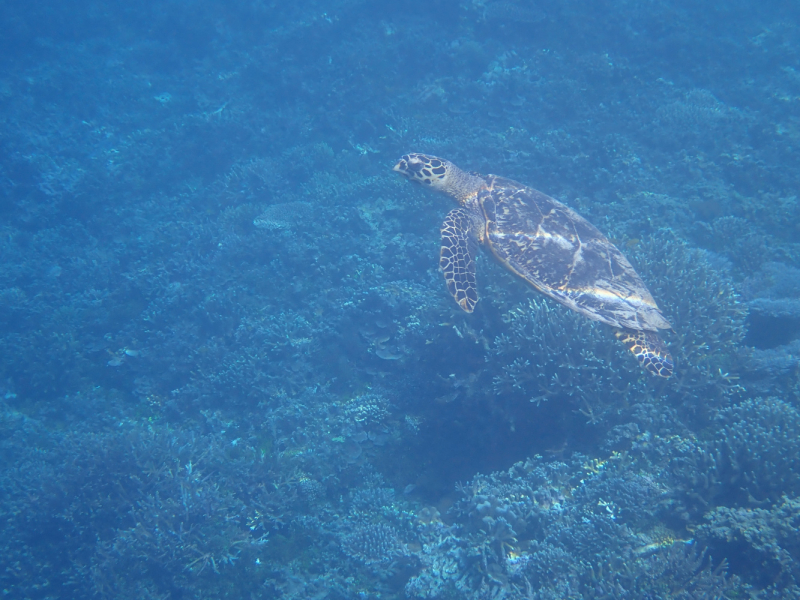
[
  {"xmin": 739, "ymin": 262, "xmax": 800, "ymax": 393},
  {"xmin": 485, "ymin": 231, "xmax": 747, "ymax": 437},
  {"xmin": 1, "ymin": 0, "xmax": 799, "ymax": 598},
  {"xmin": 341, "ymin": 521, "xmax": 406, "ymax": 565},
  {"xmin": 712, "ymin": 397, "xmax": 800, "ymax": 505},
  {"xmin": 699, "ymin": 496, "xmax": 800, "ymax": 594},
  {"xmin": 405, "ymin": 454, "xmax": 740, "ymax": 599}
]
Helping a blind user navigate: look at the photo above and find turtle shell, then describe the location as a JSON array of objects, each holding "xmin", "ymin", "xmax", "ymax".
[{"xmin": 478, "ymin": 175, "xmax": 671, "ymax": 333}]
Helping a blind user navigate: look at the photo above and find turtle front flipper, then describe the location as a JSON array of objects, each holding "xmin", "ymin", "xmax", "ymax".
[
  {"xmin": 440, "ymin": 208, "xmax": 480, "ymax": 313},
  {"xmin": 614, "ymin": 329, "xmax": 674, "ymax": 378}
]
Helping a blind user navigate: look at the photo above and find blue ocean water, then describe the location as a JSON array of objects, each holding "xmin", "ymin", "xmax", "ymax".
[{"xmin": 1, "ymin": 0, "xmax": 799, "ymax": 597}]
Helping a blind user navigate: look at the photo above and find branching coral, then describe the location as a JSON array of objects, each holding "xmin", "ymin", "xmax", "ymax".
[
  {"xmin": 487, "ymin": 231, "xmax": 747, "ymax": 432},
  {"xmin": 253, "ymin": 201, "xmax": 313, "ymax": 231},
  {"xmin": 712, "ymin": 397, "xmax": 800, "ymax": 505},
  {"xmin": 340, "ymin": 521, "xmax": 405, "ymax": 565},
  {"xmin": 699, "ymin": 496, "xmax": 800, "ymax": 593},
  {"xmin": 405, "ymin": 453, "xmax": 740, "ymax": 599},
  {"xmin": 627, "ymin": 232, "xmax": 747, "ymax": 399},
  {"xmin": 490, "ymin": 297, "xmax": 646, "ymax": 425},
  {"xmin": 582, "ymin": 543, "xmax": 736, "ymax": 600}
]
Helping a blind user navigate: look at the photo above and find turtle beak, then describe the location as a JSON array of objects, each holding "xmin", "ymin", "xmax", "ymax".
[{"xmin": 393, "ymin": 157, "xmax": 410, "ymax": 177}]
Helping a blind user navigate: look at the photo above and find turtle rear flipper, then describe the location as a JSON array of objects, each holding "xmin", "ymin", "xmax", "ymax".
[
  {"xmin": 615, "ymin": 329, "xmax": 674, "ymax": 378},
  {"xmin": 440, "ymin": 208, "xmax": 480, "ymax": 313}
]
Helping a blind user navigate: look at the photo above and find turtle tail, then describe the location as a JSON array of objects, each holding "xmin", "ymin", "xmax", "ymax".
[{"xmin": 615, "ymin": 329, "xmax": 673, "ymax": 378}]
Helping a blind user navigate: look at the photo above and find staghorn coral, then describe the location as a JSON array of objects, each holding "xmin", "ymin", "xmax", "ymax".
[
  {"xmin": 487, "ymin": 231, "xmax": 747, "ymax": 432},
  {"xmin": 698, "ymin": 496, "xmax": 800, "ymax": 593},
  {"xmin": 405, "ymin": 453, "xmax": 741, "ymax": 599},
  {"xmin": 740, "ymin": 262, "xmax": 800, "ymax": 389},
  {"xmin": 340, "ymin": 520, "xmax": 406, "ymax": 565},
  {"xmin": 452, "ymin": 457, "xmax": 575, "ymax": 542},
  {"xmin": 651, "ymin": 88, "xmax": 750, "ymax": 154},
  {"xmin": 627, "ymin": 232, "xmax": 747, "ymax": 408},
  {"xmin": 711, "ymin": 397, "xmax": 800, "ymax": 506},
  {"xmin": 695, "ymin": 215, "xmax": 771, "ymax": 273},
  {"xmin": 253, "ymin": 201, "xmax": 313, "ymax": 231},
  {"xmin": 490, "ymin": 296, "xmax": 646, "ymax": 426},
  {"xmin": 404, "ymin": 547, "xmax": 462, "ymax": 599},
  {"xmin": 0, "ymin": 384, "xmax": 413, "ymax": 600},
  {"xmin": 351, "ymin": 485, "xmax": 396, "ymax": 511},
  {"xmin": 0, "ymin": 405, "xmax": 275, "ymax": 599},
  {"xmin": 582, "ymin": 542, "xmax": 736, "ymax": 600},
  {"xmin": 655, "ymin": 89, "xmax": 735, "ymax": 130}
]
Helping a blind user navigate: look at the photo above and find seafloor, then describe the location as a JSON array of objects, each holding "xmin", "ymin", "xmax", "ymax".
[{"xmin": 1, "ymin": 1, "xmax": 800, "ymax": 598}]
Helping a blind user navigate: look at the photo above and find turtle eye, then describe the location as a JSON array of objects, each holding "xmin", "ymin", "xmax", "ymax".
[{"xmin": 408, "ymin": 162, "xmax": 424, "ymax": 175}]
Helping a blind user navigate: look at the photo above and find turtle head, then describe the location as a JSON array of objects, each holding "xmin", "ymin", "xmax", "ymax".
[
  {"xmin": 393, "ymin": 154, "xmax": 452, "ymax": 191},
  {"xmin": 394, "ymin": 153, "xmax": 483, "ymax": 203}
]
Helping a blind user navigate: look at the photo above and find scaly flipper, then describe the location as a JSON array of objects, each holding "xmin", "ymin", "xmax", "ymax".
[
  {"xmin": 614, "ymin": 329, "xmax": 674, "ymax": 378},
  {"xmin": 440, "ymin": 208, "xmax": 479, "ymax": 313}
]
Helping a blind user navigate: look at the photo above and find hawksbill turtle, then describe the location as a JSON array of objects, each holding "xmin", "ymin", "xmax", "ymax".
[{"xmin": 393, "ymin": 153, "xmax": 674, "ymax": 378}]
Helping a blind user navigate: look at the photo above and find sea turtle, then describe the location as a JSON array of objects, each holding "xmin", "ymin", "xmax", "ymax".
[{"xmin": 393, "ymin": 153, "xmax": 674, "ymax": 378}]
